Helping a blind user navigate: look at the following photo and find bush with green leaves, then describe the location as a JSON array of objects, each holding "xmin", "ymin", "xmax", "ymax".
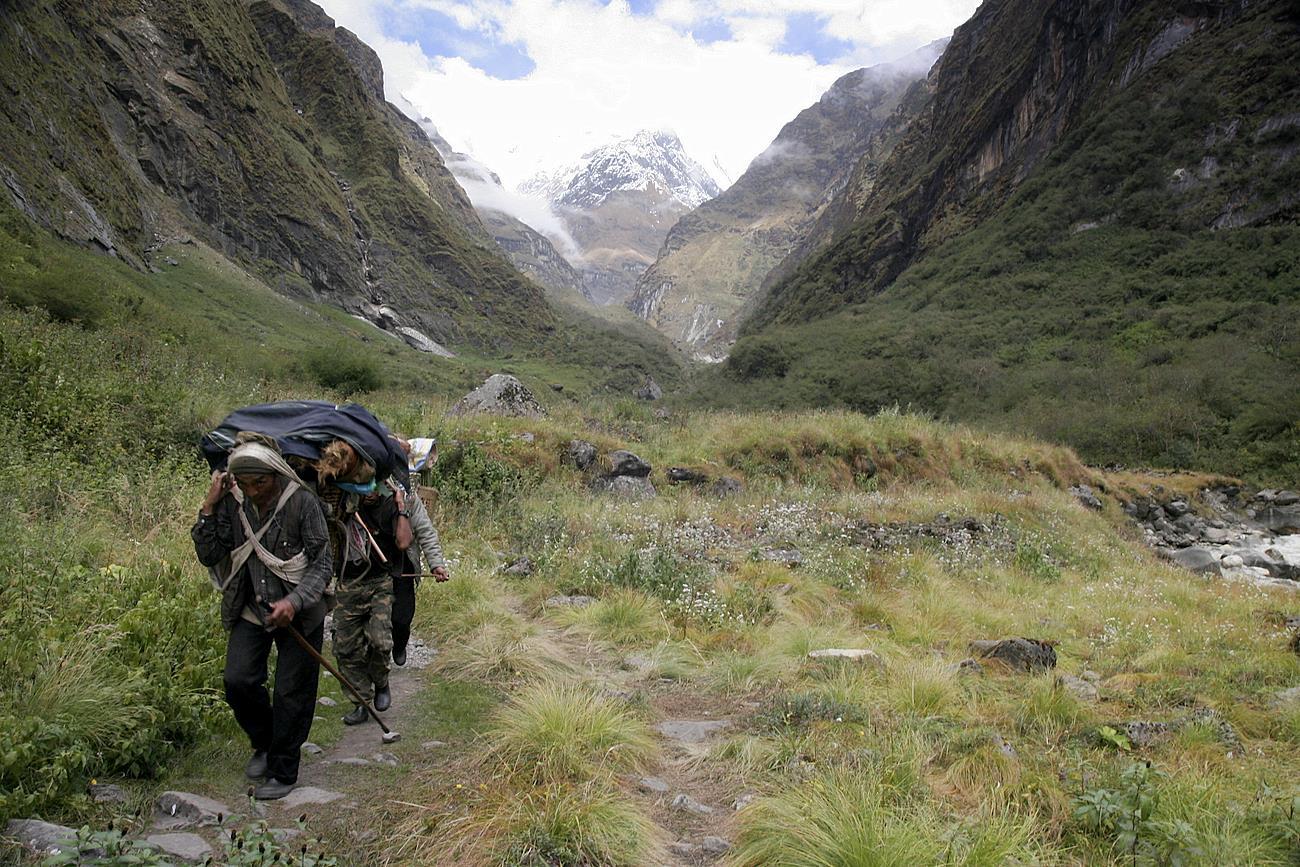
[
  {"xmin": 428, "ymin": 441, "xmax": 523, "ymax": 504},
  {"xmin": 1073, "ymin": 762, "xmax": 1201, "ymax": 865}
]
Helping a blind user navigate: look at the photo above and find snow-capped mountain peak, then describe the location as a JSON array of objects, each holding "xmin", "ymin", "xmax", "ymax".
[{"xmin": 519, "ymin": 130, "xmax": 721, "ymax": 210}]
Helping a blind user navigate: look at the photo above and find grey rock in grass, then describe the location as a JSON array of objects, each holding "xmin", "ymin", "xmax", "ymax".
[
  {"xmin": 546, "ymin": 594, "xmax": 595, "ymax": 608},
  {"xmin": 808, "ymin": 648, "xmax": 885, "ymax": 669},
  {"xmin": 567, "ymin": 439, "xmax": 597, "ymax": 470},
  {"xmin": 1070, "ymin": 485, "xmax": 1103, "ymax": 511},
  {"xmin": 1272, "ymin": 686, "xmax": 1300, "ymax": 707},
  {"xmin": 592, "ymin": 475, "xmax": 657, "ymax": 499},
  {"xmin": 1165, "ymin": 500, "xmax": 1192, "ymax": 518},
  {"xmin": 634, "ymin": 377, "xmax": 663, "ymax": 401},
  {"xmin": 278, "ymin": 787, "xmax": 345, "ymax": 809},
  {"xmin": 1059, "ymin": 674, "xmax": 1099, "ymax": 702},
  {"xmin": 154, "ymin": 791, "xmax": 231, "ymax": 829},
  {"xmin": 655, "ymin": 719, "xmax": 730, "ymax": 744},
  {"xmin": 1121, "ymin": 720, "xmax": 1171, "ymax": 748},
  {"xmin": 89, "ymin": 782, "xmax": 129, "ymax": 804},
  {"xmin": 502, "ymin": 556, "xmax": 535, "ymax": 576},
  {"xmin": 422, "ymin": 741, "xmax": 448, "ymax": 749},
  {"xmin": 395, "ymin": 326, "xmax": 455, "ymax": 357},
  {"xmin": 302, "ymin": 742, "xmax": 323, "ymax": 756},
  {"xmin": 144, "ymin": 832, "xmax": 211, "ymax": 862},
  {"xmin": 329, "ymin": 757, "xmax": 371, "ymax": 767},
  {"xmin": 732, "ymin": 792, "xmax": 758, "ymax": 811},
  {"xmin": 954, "ymin": 657, "xmax": 984, "ymax": 676},
  {"xmin": 1168, "ymin": 546, "xmax": 1222, "ymax": 574},
  {"xmin": 450, "ymin": 374, "xmax": 545, "ymax": 418},
  {"xmin": 317, "ymin": 696, "xmax": 338, "ymax": 707},
  {"xmin": 667, "ymin": 466, "xmax": 709, "ymax": 484},
  {"xmin": 636, "ymin": 776, "xmax": 670, "ymax": 794},
  {"xmin": 700, "ymin": 836, "xmax": 732, "ymax": 855},
  {"xmin": 761, "ymin": 547, "xmax": 804, "ymax": 567},
  {"xmin": 710, "ymin": 477, "xmax": 744, "ymax": 497},
  {"xmin": 623, "ymin": 653, "xmax": 654, "ymax": 672},
  {"xmin": 670, "ymin": 841, "xmax": 701, "ymax": 856},
  {"xmin": 608, "ymin": 449, "xmax": 651, "ymax": 477},
  {"xmin": 969, "ymin": 638, "xmax": 1057, "ymax": 672},
  {"xmin": 5, "ymin": 820, "xmax": 79, "ymax": 856},
  {"xmin": 372, "ymin": 753, "xmax": 400, "ymax": 767},
  {"xmin": 670, "ymin": 793, "xmax": 714, "ymax": 815}
]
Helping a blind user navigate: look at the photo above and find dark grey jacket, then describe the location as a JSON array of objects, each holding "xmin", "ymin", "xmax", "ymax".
[{"xmin": 192, "ymin": 485, "xmax": 332, "ymax": 631}]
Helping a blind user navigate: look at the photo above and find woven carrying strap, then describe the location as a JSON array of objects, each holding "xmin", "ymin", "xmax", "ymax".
[{"xmin": 208, "ymin": 482, "xmax": 304, "ymax": 591}]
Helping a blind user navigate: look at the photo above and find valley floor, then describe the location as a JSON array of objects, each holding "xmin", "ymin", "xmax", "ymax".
[{"xmin": 7, "ymin": 407, "xmax": 1300, "ymax": 865}]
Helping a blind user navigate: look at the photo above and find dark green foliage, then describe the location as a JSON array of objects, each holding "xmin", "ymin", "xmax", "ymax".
[
  {"xmin": 428, "ymin": 441, "xmax": 523, "ymax": 504},
  {"xmin": 726, "ymin": 337, "xmax": 794, "ymax": 380},
  {"xmin": 303, "ymin": 344, "xmax": 383, "ymax": 395}
]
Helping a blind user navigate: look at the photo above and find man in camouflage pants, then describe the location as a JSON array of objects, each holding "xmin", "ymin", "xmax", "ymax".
[{"xmin": 334, "ymin": 483, "xmax": 411, "ymax": 723}]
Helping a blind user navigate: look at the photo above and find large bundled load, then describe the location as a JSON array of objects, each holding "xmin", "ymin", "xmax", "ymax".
[{"xmin": 201, "ymin": 400, "xmax": 411, "ymax": 569}]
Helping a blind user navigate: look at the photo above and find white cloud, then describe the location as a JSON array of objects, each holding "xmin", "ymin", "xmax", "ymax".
[{"xmin": 317, "ymin": 0, "xmax": 977, "ymax": 192}]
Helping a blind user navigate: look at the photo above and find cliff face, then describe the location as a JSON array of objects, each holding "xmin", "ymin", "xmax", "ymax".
[
  {"xmin": 629, "ymin": 43, "xmax": 944, "ymax": 360},
  {"xmin": 748, "ymin": 0, "xmax": 1294, "ymax": 332},
  {"xmin": 0, "ymin": 0, "xmax": 552, "ymax": 349}
]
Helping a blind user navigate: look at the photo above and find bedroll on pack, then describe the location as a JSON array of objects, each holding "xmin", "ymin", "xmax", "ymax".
[{"xmin": 200, "ymin": 400, "xmax": 409, "ymax": 486}]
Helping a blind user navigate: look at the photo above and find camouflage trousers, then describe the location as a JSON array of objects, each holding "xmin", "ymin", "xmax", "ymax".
[{"xmin": 331, "ymin": 574, "xmax": 393, "ymax": 703}]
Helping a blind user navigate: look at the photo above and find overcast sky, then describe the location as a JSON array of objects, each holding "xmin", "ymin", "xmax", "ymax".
[{"xmin": 315, "ymin": 0, "xmax": 978, "ymax": 192}]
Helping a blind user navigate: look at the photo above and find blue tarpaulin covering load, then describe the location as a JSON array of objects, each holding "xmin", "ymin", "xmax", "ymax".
[{"xmin": 200, "ymin": 400, "xmax": 408, "ymax": 485}]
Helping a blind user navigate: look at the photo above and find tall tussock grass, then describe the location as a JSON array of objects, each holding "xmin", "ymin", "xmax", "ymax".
[{"xmin": 485, "ymin": 679, "xmax": 658, "ymax": 783}]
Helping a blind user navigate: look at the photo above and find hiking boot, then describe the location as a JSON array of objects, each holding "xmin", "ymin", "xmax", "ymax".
[
  {"xmin": 342, "ymin": 705, "xmax": 369, "ymax": 726},
  {"xmin": 374, "ymin": 685, "xmax": 392, "ymax": 712},
  {"xmin": 244, "ymin": 751, "xmax": 268, "ymax": 780},
  {"xmin": 253, "ymin": 778, "xmax": 295, "ymax": 800},
  {"xmin": 392, "ymin": 646, "xmax": 407, "ymax": 666}
]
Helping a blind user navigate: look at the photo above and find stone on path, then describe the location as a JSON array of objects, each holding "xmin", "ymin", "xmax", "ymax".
[
  {"xmin": 655, "ymin": 719, "xmax": 730, "ymax": 744},
  {"xmin": 144, "ymin": 832, "xmax": 211, "ymax": 862},
  {"xmin": 5, "ymin": 819, "xmax": 77, "ymax": 856},
  {"xmin": 422, "ymin": 740, "xmax": 447, "ymax": 749},
  {"xmin": 154, "ymin": 791, "xmax": 231, "ymax": 829},
  {"xmin": 89, "ymin": 782, "xmax": 129, "ymax": 804},
  {"xmin": 318, "ymin": 696, "xmax": 338, "ymax": 707},
  {"xmin": 670, "ymin": 793, "xmax": 714, "ymax": 815},
  {"xmin": 732, "ymin": 793, "xmax": 758, "ymax": 811},
  {"xmin": 701, "ymin": 836, "xmax": 732, "ymax": 855},
  {"xmin": 329, "ymin": 757, "xmax": 371, "ymax": 767},
  {"xmin": 635, "ymin": 776, "xmax": 670, "ymax": 795},
  {"xmin": 546, "ymin": 594, "xmax": 595, "ymax": 608},
  {"xmin": 277, "ymin": 786, "xmax": 345, "ymax": 809},
  {"xmin": 808, "ymin": 648, "xmax": 885, "ymax": 668},
  {"xmin": 302, "ymin": 742, "xmax": 323, "ymax": 755},
  {"xmin": 969, "ymin": 638, "xmax": 1057, "ymax": 672},
  {"xmin": 372, "ymin": 753, "xmax": 400, "ymax": 767},
  {"xmin": 670, "ymin": 841, "xmax": 701, "ymax": 857}
]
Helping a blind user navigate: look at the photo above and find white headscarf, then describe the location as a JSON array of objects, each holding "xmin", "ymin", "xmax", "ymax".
[{"xmin": 226, "ymin": 440, "xmax": 304, "ymax": 486}]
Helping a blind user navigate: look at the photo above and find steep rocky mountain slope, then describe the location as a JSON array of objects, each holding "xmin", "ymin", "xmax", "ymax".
[
  {"xmin": 629, "ymin": 41, "xmax": 945, "ymax": 360},
  {"xmin": 521, "ymin": 130, "xmax": 722, "ymax": 305},
  {"xmin": 0, "ymin": 0, "xmax": 553, "ymax": 351},
  {"xmin": 696, "ymin": 0, "xmax": 1300, "ymax": 481},
  {"xmin": 407, "ymin": 112, "xmax": 592, "ymax": 307}
]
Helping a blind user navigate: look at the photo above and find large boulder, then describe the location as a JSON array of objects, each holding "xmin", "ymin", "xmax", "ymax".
[
  {"xmin": 634, "ymin": 377, "xmax": 663, "ymax": 401},
  {"xmin": 566, "ymin": 439, "xmax": 597, "ymax": 470},
  {"xmin": 450, "ymin": 374, "xmax": 545, "ymax": 418},
  {"xmin": 1259, "ymin": 504, "xmax": 1300, "ymax": 533},
  {"xmin": 591, "ymin": 475, "xmax": 657, "ymax": 499},
  {"xmin": 1168, "ymin": 546, "xmax": 1222, "ymax": 574},
  {"xmin": 5, "ymin": 820, "xmax": 78, "ymax": 857}
]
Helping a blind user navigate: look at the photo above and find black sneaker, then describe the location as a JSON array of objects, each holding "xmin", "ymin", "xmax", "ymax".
[
  {"xmin": 374, "ymin": 685, "xmax": 392, "ymax": 712},
  {"xmin": 392, "ymin": 646, "xmax": 407, "ymax": 666},
  {"xmin": 342, "ymin": 705, "xmax": 369, "ymax": 726},
  {"xmin": 253, "ymin": 778, "xmax": 295, "ymax": 800}
]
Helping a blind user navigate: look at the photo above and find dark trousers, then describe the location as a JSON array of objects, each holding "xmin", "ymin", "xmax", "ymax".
[
  {"xmin": 392, "ymin": 574, "xmax": 416, "ymax": 655},
  {"xmin": 223, "ymin": 618, "xmax": 323, "ymax": 784}
]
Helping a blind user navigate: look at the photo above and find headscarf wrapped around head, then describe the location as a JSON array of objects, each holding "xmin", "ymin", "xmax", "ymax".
[{"xmin": 226, "ymin": 434, "xmax": 304, "ymax": 486}]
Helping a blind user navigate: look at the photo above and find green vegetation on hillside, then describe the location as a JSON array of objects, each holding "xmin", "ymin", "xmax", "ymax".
[{"xmin": 710, "ymin": 1, "xmax": 1300, "ymax": 483}]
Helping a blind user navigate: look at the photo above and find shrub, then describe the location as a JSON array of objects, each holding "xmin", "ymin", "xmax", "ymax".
[
  {"xmin": 303, "ymin": 344, "xmax": 382, "ymax": 394},
  {"xmin": 428, "ymin": 441, "xmax": 522, "ymax": 504},
  {"xmin": 727, "ymin": 336, "xmax": 794, "ymax": 380}
]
